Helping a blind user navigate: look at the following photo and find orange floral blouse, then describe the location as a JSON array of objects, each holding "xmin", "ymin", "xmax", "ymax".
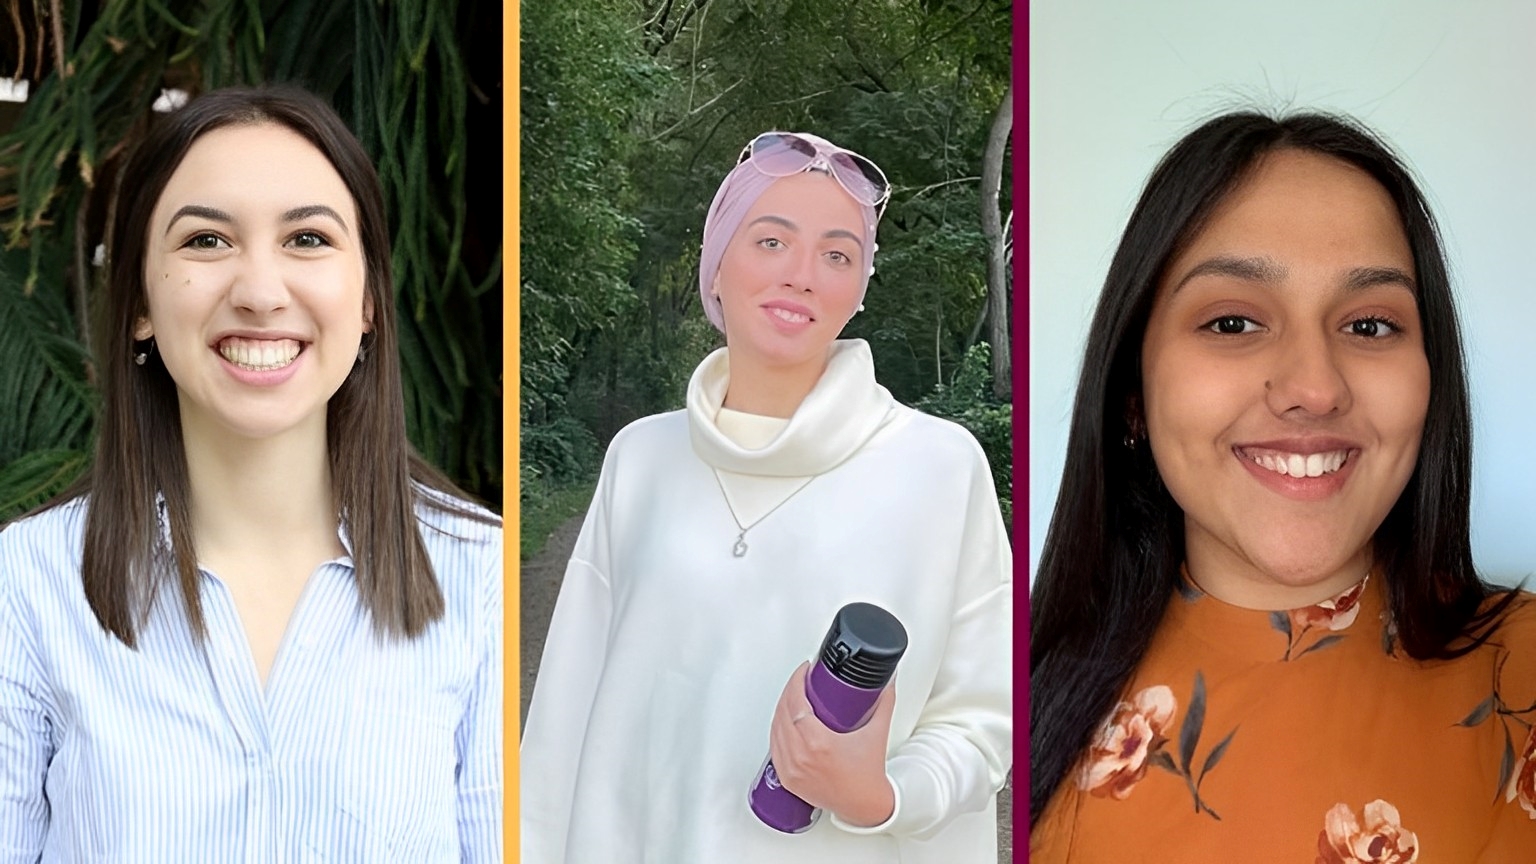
[{"xmin": 1032, "ymin": 572, "xmax": 1536, "ymax": 863}]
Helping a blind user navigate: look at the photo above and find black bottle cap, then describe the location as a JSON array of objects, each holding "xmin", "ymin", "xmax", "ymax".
[{"xmin": 819, "ymin": 602, "xmax": 908, "ymax": 689}]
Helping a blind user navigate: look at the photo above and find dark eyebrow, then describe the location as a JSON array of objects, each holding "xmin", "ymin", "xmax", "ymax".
[
  {"xmin": 165, "ymin": 203, "xmax": 351, "ymax": 237},
  {"xmin": 1173, "ymin": 255, "xmax": 1285, "ymax": 293},
  {"xmin": 166, "ymin": 205, "xmax": 233, "ymax": 233},
  {"xmin": 1344, "ymin": 266, "xmax": 1416, "ymax": 293},
  {"xmin": 282, "ymin": 204, "xmax": 350, "ymax": 234},
  {"xmin": 824, "ymin": 228, "xmax": 864, "ymax": 249},
  {"xmin": 747, "ymin": 215, "xmax": 796, "ymax": 231},
  {"xmin": 1175, "ymin": 255, "xmax": 1417, "ymax": 296},
  {"xmin": 746, "ymin": 216, "xmax": 864, "ymax": 249}
]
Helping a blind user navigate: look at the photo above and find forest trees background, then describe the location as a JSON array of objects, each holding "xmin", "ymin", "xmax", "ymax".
[
  {"xmin": 0, "ymin": 0, "xmax": 503, "ymax": 520},
  {"xmin": 521, "ymin": 0, "xmax": 1014, "ymax": 549},
  {"xmin": 0, "ymin": 1, "xmax": 1011, "ymax": 531}
]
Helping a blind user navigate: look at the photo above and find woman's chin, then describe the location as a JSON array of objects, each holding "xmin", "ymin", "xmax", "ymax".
[
  {"xmin": 1196, "ymin": 548, "xmax": 1372, "ymax": 610},
  {"xmin": 728, "ymin": 336, "xmax": 832, "ymax": 371}
]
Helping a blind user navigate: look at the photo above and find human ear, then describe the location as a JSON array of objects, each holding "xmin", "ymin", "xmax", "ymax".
[{"xmin": 132, "ymin": 317, "xmax": 154, "ymax": 340}]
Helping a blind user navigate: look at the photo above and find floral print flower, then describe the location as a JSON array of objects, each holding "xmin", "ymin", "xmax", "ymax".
[
  {"xmin": 1291, "ymin": 577, "xmax": 1367, "ymax": 633},
  {"xmin": 1272, "ymin": 577, "xmax": 1368, "ymax": 661},
  {"xmin": 1316, "ymin": 800, "xmax": 1419, "ymax": 864},
  {"xmin": 1457, "ymin": 640, "xmax": 1536, "ymax": 808},
  {"xmin": 1506, "ymin": 723, "xmax": 1536, "ymax": 819},
  {"xmin": 1077, "ymin": 685, "xmax": 1176, "ymax": 800}
]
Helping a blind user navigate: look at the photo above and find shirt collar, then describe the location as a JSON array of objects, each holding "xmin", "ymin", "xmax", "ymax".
[{"xmin": 152, "ymin": 492, "xmax": 356, "ymax": 571}]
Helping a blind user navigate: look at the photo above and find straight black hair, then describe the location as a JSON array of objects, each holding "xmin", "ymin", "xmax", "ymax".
[{"xmin": 1029, "ymin": 111, "xmax": 1520, "ymax": 826}]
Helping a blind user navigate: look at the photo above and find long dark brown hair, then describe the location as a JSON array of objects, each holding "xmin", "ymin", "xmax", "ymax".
[
  {"xmin": 46, "ymin": 85, "xmax": 494, "ymax": 646},
  {"xmin": 1029, "ymin": 111, "xmax": 1521, "ymax": 826}
]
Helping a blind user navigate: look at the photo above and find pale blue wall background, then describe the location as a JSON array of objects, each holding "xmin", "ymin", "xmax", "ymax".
[{"xmin": 1029, "ymin": 1, "xmax": 1536, "ymax": 588}]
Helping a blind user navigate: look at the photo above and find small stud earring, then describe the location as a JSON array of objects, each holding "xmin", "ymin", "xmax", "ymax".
[{"xmin": 132, "ymin": 337, "xmax": 154, "ymax": 366}]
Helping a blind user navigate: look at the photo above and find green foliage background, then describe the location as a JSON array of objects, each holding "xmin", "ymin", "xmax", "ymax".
[
  {"xmin": 0, "ymin": 0, "xmax": 503, "ymax": 520},
  {"xmin": 521, "ymin": 0, "xmax": 1014, "ymax": 526}
]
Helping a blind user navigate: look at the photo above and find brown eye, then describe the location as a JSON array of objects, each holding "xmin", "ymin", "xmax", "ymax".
[
  {"xmin": 1204, "ymin": 315, "xmax": 1257, "ymax": 335},
  {"xmin": 290, "ymin": 231, "xmax": 329, "ymax": 249},
  {"xmin": 185, "ymin": 233, "xmax": 226, "ymax": 251},
  {"xmin": 1348, "ymin": 317, "xmax": 1398, "ymax": 338}
]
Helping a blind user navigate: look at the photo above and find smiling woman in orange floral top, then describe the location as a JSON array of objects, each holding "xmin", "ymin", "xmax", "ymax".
[{"xmin": 1030, "ymin": 112, "xmax": 1534, "ymax": 863}]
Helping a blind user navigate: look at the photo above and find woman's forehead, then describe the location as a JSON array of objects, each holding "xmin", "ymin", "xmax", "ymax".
[
  {"xmin": 742, "ymin": 172, "xmax": 865, "ymax": 231},
  {"xmin": 153, "ymin": 123, "xmax": 357, "ymax": 224},
  {"xmin": 1163, "ymin": 151, "xmax": 1412, "ymax": 289}
]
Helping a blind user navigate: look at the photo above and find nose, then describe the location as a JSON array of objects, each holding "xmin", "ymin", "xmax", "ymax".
[
  {"xmin": 1264, "ymin": 327, "xmax": 1352, "ymax": 418},
  {"xmin": 227, "ymin": 249, "xmax": 290, "ymax": 314},
  {"xmin": 781, "ymin": 246, "xmax": 817, "ymax": 292}
]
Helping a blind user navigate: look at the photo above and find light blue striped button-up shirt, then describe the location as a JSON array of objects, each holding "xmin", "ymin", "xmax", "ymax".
[{"xmin": 0, "ymin": 492, "xmax": 503, "ymax": 863}]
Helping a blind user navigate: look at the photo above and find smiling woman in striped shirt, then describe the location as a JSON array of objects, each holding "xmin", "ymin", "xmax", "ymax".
[{"xmin": 0, "ymin": 86, "xmax": 502, "ymax": 862}]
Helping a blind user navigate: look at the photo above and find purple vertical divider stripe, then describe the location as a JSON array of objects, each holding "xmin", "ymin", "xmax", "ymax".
[{"xmin": 1013, "ymin": 5, "xmax": 1030, "ymax": 863}]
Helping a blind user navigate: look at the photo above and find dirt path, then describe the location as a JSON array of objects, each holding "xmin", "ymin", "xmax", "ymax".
[
  {"xmin": 518, "ymin": 514, "xmax": 586, "ymax": 728},
  {"xmin": 518, "ymin": 514, "xmax": 1013, "ymax": 860}
]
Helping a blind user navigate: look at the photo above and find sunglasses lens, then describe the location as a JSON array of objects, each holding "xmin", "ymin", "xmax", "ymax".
[
  {"xmin": 828, "ymin": 152, "xmax": 889, "ymax": 207},
  {"xmin": 744, "ymin": 133, "xmax": 889, "ymax": 215},
  {"xmin": 749, "ymin": 133, "xmax": 818, "ymax": 176}
]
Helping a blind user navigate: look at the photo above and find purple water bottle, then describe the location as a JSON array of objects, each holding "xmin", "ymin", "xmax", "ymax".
[{"xmin": 748, "ymin": 601, "xmax": 908, "ymax": 834}]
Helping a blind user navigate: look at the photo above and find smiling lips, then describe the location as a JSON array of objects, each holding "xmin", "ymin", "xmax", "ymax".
[
  {"xmin": 761, "ymin": 300, "xmax": 815, "ymax": 329},
  {"xmin": 1243, "ymin": 448, "xmax": 1350, "ymax": 478},
  {"xmin": 1234, "ymin": 444, "xmax": 1357, "ymax": 501},
  {"xmin": 217, "ymin": 336, "xmax": 302, "ymax": 372},
  {"xmin": 769, "ymin": 307, "xmax": 811, "ymax": 324}
]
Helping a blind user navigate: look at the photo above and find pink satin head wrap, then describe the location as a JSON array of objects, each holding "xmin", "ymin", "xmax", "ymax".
[{"xmin": 697, "ymin": 132, "xmax": 879, "ymax": 332}]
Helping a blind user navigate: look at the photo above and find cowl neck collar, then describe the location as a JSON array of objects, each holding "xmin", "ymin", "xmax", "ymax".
[{"xmin": 687, "ymin": 339, "xmax": 898, "ymax": 478}]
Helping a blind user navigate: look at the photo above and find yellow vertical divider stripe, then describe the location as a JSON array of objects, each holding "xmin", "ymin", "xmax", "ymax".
[{"xmin": 504, "ymin": 0, "xmax": 521, "ymax": 859}]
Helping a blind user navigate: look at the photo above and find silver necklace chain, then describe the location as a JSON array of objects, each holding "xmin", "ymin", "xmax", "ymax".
[{"xmin": 711, "ymin": 469, "xmax": 817, "ymax": 557}]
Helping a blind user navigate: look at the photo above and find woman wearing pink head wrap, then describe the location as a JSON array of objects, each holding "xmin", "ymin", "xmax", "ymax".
[
  {"xmin": 522, "ymin": 131, "xmax": 1013, "ymax": 863},
  {"xmin": 697, "ymin": 132, "xmax": 880, "ymax": 333}
]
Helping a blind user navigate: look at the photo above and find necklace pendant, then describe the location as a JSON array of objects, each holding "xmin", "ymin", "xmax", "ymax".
[{"xmin": 733, "ymin": 534, "xmax": 748, "ymax": 557}]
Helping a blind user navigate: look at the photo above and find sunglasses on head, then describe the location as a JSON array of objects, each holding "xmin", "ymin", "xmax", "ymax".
[{"xmin": 737, "ymin": 132, "xmax": 891, "ymax": 219}]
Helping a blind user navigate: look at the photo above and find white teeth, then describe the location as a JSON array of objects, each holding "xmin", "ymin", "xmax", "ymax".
[
  {"xmin": 770, "ymin": 308, "xmax": 809, "ymax": 323},
  {"xmin": 1249, "ymin": 449, "xmax": 1348, "ymax": 478},
  {"xmin": 218, "ymin": 337, "xmax": 301, "ymax": 371}
]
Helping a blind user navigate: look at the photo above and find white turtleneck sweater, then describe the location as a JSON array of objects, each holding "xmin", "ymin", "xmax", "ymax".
[{"xmin": 520, "ymin": 340, "xmax": 1013, "ymax": 863}]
